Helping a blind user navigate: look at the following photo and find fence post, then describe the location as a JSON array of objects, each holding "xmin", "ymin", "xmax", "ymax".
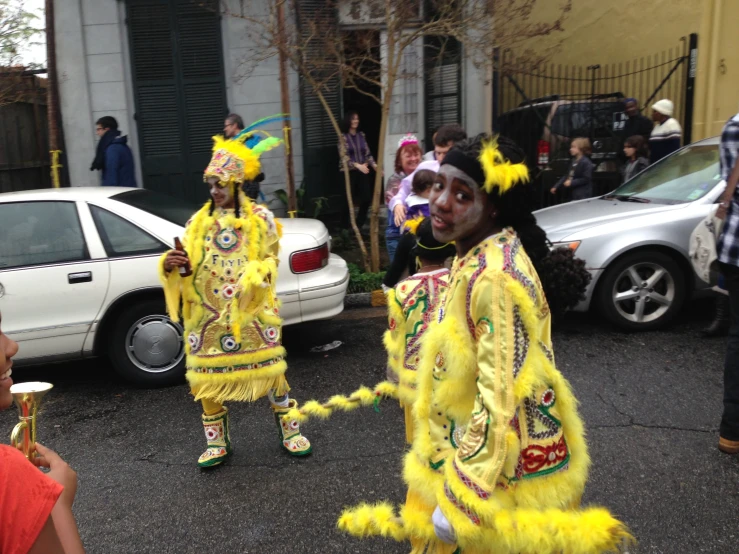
[{"xmin": 683, "ymin": 33, "xmax": 698, "ymax": 144}]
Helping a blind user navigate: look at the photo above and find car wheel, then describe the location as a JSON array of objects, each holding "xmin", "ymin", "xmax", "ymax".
[
  {"xmin": 597, "ymin": 250, "xmax": 686, "ymax": 331},
  {"xmin": 108, "ymin": 299, "xmax": 185, "ymax": 386}
]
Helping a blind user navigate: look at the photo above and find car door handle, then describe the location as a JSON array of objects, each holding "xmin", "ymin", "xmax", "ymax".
[{"xmin": 68, "ymin": 272, "xmax": 92, "ymax": 284}]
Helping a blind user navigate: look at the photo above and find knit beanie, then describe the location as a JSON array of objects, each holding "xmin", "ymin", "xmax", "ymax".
[{"xmin": 652, "ymin": 99, "xmax": 674, "ymax": 117}]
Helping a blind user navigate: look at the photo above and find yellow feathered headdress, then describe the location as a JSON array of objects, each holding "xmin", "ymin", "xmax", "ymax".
[
  {"xmin": 478, "ymin": 137, "xmax": 530, "ymax": 194},
  {"xmin": 204, "ymin": 135, "xmax": 266, "ymax": 184}
]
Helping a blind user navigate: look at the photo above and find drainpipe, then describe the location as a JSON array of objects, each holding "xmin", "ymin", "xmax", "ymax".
[{"xmin": 45, "ymin": 0, "xmax": 62, "ymax": 187}]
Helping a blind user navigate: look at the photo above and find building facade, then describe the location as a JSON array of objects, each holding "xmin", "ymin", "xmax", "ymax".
[{"xmin": 55, "ymin": 0, "xmax": 487, "ymax": 214}]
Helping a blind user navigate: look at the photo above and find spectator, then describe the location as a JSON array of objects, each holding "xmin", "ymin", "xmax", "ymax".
[
  {"xmin": 0, "ymin": 311, "xmax": 85, "ymax": 553},
  {"xmin": 649, "ymin": 99, "xmax": 682, "ymax": 164},
  {"xmin": 422, "ymin": 127, "xmax": 440, "ymax": 161},
  {"xmin": 622, "ymin": 135, "xmax": 650, "ymax": 182},
  {"xmin": 550, "ymin": 137, "xmax": 594, "ymax": 201},
  {"xmin": 714, "ymin": 108, "xmax": 739, "ymax": 454},
  {"xmin": 385, "ymin": 135, "xmax": 422, "ymax": 261},
  {"xmin": 390, "ymin": 123, "xmax": 467, "ymax": 226},
  {"xmin": 223, "ymin": 113, "xmax": 245, "ymax": 139},
  {"xmin": 621, "ymin": 98, "xmax": 654, "ymax": 144},
  {"xmin": 339, "ymin": 111, "xmax": 378, "ymax": 229},
  {"xmin": 94, "ymin": 116, "xmax": 136, "ymax": 187}
]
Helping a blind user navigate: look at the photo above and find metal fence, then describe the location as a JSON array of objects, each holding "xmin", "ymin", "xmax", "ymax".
[{"xmin": 493, "ymin": 34, "xmax": 698, "ymax": 208}]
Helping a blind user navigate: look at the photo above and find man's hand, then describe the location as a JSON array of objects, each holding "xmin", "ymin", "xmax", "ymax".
[
  {"xmin": 432, "ymin": 506, "xmax": 456, "ymax": 545},
  {"xmin": 717, "ymin": 200, "xmax": 730, "ymax": 220},
  {"xmin": 163, "ymin": 250, "xmax": 189, "ymax": 272},
  {"xmin": 355, "ymin": 163, "xmax": 370, "ymax": 175},
  {"xmin": 393, "ymin": 204, "xmax": 407, "ymax": 227},
  {"xmin": 34, "ymin": 443, "xmax": 78, "ymax": 509},
  {"xmin": 564, "ymin": 179, "xmax": 572, "ymax": 188},
  {"xmin": 550, "ymin": 187, "xmax": 557, "ymax": 195}
]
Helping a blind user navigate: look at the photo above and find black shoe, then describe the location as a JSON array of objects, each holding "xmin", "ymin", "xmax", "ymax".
[{"xmin": 703, "ymin": 295, "xmax": 730, "ymax": 337}]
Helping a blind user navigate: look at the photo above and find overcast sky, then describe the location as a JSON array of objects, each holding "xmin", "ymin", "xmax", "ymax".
[{"xmin": 18, "ymin": 0, "xmax": 47, "ymax": 67}]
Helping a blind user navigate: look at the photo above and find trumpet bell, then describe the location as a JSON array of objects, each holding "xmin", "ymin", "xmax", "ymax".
[{"xmin": 10, "ymin": 381, "xmax": 53, "ymax": 460}]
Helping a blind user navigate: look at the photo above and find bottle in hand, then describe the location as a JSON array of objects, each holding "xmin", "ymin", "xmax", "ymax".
[{"xmin": 173, "ymin": 237, "xmax": 192, "ymax": 277}]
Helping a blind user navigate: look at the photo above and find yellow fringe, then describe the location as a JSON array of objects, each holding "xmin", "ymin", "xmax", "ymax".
[
  {"xmin": 404, "ymin": 215, "xmax": 425, "ymax": 235},
  {"xmin": 158, "ymin": 251, "xmax": 182, "ymax": 322},
  {"xmin": 282, "ymin": 381, "xmax": 398, "ymax": 424},
  {"xmin": 187, "ymin": 369, "xmax": 289, "ymax": 404},
  {"xmin": 479, "ymin": 137, "xmax": 530, "ymax": 194}
]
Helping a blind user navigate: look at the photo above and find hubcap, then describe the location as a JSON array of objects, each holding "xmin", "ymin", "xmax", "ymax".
[
  {"xmin": 125, "ymin": 315, "xmax": 184, "ymax": 373},
  {"xmin": 612, "ymin": 262, "xmax": 675, "ymax": 324}
]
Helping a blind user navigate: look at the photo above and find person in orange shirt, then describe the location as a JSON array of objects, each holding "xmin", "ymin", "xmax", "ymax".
[{"xmin": 0, "ymin": 312, "xmax": 85, "ymax": 554}]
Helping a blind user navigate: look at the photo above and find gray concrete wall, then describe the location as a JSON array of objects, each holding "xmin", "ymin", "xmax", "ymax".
[
  {"xmin": 56, "ymin": 0, "xmax": 140, "ymax": 188},
  {"xmin": 221, "ymin": 0, "xmax": 303, "ymax": 216}
]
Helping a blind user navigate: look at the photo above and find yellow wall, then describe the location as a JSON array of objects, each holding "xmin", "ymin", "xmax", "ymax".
[
  {"xmin": 519, "ymin": 0, "xmax": 702, "ymax": 66},
  {"xmin": 693, "ymin": 0, "xmax": 739, "ymax": 139}
]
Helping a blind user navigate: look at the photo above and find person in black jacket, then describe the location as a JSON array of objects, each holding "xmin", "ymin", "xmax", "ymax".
[{"xmin": 550, "ymin": 137, "xmax": 594, "ymax": 201}]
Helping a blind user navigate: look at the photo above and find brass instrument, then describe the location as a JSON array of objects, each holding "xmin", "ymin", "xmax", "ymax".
[{"xmin": 10, "ymin": 381, "xmax": 53, "ymax": 460}]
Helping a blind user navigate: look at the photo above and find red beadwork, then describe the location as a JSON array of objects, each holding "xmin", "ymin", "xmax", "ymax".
[{"xmin": 521, "ymin": 436, "xmax": 568, "ymax": 473}]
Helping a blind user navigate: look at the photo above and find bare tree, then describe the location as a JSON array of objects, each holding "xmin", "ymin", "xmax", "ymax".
[
  {"xmin": 223, "ymin": 0, "xmax": 570, "ymax": 272},
  {"xmin": 0, "ymin": 0, "xmax": 40, "ymax": 106}
]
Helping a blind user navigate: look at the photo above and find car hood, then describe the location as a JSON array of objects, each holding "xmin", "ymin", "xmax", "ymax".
[{"xmin": 534, "ymin": 197, "xmax": 687, "ymax": 241}]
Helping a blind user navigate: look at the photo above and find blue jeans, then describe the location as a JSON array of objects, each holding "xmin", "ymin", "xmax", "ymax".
[
  {"xmin": 386, "ymin": 235, "xmax": 400, "ymax": 262},
  {"xmin": 720, "ymin": 262, "xmax": 739, "ymax": 440}
]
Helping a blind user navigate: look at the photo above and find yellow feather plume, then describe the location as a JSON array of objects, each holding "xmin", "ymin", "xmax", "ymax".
[
  {"xmin": 404, "ymin": 216, "xmax": 425, "ymax": 235},
  {"xmin": 478, "ymin": 137, "xmax": 530, "ymax": 194}
]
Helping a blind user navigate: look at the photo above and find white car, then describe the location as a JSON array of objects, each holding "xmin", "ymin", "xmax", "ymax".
[{"xmin": 0, "ymin": 187, "xmax": 349, "ymax": 385}]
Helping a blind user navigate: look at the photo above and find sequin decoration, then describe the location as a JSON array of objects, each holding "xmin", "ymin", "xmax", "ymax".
[
  {"xmin": 220, "ymin": 335, "xmax": 240, "ymax": 352},
  {"xmin": 501, "ymin": 235, "xmax": 537, "ymax": 300},
  {"xmin": 457, "ymin": 408, "xmax": 490, "ymax": 461},
  {"xmin": 523, "ymin": 396, "xmax": 559, "ymax": 440},
  {"xmin": 453, "ymin": 459, "xmax": 490, "ymax": 500},
  {"xmin": 512, "ymin": 307, "xmax": 530, "ymax": 379},
  {"xmin": 214, "ymin": 228, "xmax": 241, "ymax": 253},
  {"xmin": 444, "ymin": 484, "xmax": 481, "ymax": 525},
  {"xmin": 541, "ymin": 388, "xmax": 555, "ymax": 407}
]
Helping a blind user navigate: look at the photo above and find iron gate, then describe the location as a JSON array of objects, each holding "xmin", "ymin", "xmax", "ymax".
[{"xmin": 494, "ymin": 34, "xmax": 698, "ymax": 208}]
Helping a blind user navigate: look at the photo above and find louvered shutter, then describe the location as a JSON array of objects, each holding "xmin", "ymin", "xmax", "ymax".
[
  {"xmin": 127, "ymin": 0, "xmax": 227, "ymax": 202},
  {"xmin": 424, "ymin": 36, "xmax": 462, "ymax": 152},
  {"xmin": 296, "ymin": 0, "xmax": 343, "ymax": 208}
]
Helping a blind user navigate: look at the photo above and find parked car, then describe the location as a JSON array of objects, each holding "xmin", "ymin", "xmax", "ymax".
[
  {"xmin": 535, "ymin": 137, "xmax": 722, "ymax": 331},
  {"xmin": 0, "ymin": 187, "xmax": 349, "ymax": 385},
  {"xmin": 498, "ymin": 93, "xmax": 627, "ymax": 205}
]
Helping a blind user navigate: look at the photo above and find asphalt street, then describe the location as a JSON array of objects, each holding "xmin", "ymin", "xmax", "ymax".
[{"xmin": 2, "ymin": 304, "xmax": 738, "ymax": 554}]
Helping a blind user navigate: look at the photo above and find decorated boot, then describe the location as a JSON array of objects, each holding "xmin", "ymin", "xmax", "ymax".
[
  {"xmin": 198, "ymin": 408, "xmax": 233, "ymax": 468},
  {"xmin": 273, "ymin": 399, "xmax": 312, "ymax": 456}
]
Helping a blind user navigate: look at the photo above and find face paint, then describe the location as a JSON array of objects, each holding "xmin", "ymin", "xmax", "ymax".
[
  {"xmin": 430, "ymin": 165, "xmax": 491, "ymax": 246},
  {"xmin": 208, "ymin": 177, "xmax": 235, "ymax": 208}
]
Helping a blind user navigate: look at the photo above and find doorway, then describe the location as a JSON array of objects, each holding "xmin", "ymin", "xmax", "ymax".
[{"xmin": 341, "ymin": 30, "xmax": 382, "ymax": 162}]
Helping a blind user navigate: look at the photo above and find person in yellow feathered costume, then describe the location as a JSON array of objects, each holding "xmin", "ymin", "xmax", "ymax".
[
  {"xmin": 159, "ymin": 134, "xmax": 311, "ymax": 468},
  {"xmin": 385, "ymin": 216, "xmax": 456, "ymax": 444},
  {"xmin": 338, "ymin": 134, "xmax": 632, "ymax": 553}
]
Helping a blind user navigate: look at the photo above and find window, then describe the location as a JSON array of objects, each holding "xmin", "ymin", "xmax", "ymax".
[
  {"xmin": 611, "ymin": 144, "xmax": 720, "ymax": 204},
  {"xmin": 111, "ymin": 189, "xmax": 198, "ymax": 227},
  {"xmin": 90, "ymin": 206, "xmax": 167, "ymax": 257},
  {"xmin": 0, "ymin": 201, "xmax": 88, "ymax": 270}
]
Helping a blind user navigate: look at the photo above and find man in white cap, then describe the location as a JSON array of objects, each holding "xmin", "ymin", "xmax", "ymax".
[{"xmin": 649, "ymin": 99, "xmax": 682, "ymax": 164}]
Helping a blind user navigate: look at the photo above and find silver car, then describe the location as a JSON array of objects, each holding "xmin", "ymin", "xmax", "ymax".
[{"xmin": 535, "ymin": 137, "xmax": 722, "ymax": 331}]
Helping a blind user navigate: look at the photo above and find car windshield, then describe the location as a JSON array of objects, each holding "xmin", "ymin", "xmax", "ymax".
[
  {"xmin": 607, "ymin": 144, "xmax": 720, "ymax": 204},
  {"xmin": 111, "ymin": 189, "xmax": 199, "ymax": 226},
  {"xmin": 551, "ymin": 102, "xmax": 624, "ymax": 138}
]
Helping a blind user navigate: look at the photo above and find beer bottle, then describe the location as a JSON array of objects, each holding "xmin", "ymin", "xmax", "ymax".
[{"xmin": 173, "ymin": 237, "xmax": 192, "ymax": 277}]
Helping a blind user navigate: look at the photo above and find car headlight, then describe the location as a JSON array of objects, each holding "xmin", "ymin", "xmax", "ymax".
[{"xmin": 550, "ymin": 240, "xmax": 581, "ymax": 253}]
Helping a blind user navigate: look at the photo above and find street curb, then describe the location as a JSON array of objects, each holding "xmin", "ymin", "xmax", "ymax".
[{"xmin": 344, "ymin": 290, "xmax": 387, "ymax": 308}]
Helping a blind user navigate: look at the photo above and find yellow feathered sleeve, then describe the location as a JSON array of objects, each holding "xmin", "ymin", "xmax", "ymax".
[
  {"xmin": 158, "ymin": 251, "xmax": 181, "ymax": 323},
  {"xmin": 382, "ymin": 289, "xmax": 405, "ymax": 384}
]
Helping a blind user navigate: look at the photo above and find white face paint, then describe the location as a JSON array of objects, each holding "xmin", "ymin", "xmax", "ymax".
[
  {"xmin": 430, "ymin": 165, "xmax": 489, "ymax": 245},
  {"xmin": 208, "ymin": 177, "xmax": 235, "ymax": 209}
]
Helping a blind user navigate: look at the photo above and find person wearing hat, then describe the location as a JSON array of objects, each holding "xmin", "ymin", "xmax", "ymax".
[
  {"xmin": 160, "ymin": 135, "xmax": 312, "ymax": 468},
  {"xmin": 338, "ymin": 135, "xmax": 631, "ymax": 553},
  {"xmin": 649, "ymin": 99, "xmax": 682, "ymax": 164}
]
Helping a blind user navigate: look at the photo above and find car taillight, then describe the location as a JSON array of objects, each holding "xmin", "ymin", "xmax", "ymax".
[
  {"xmin": 537, "ymin": 140, "xmax": 550, "ymax": 167},
  {"xmin": 290, "ymin": 244, "xmax": 329, "ymax": 274}
]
